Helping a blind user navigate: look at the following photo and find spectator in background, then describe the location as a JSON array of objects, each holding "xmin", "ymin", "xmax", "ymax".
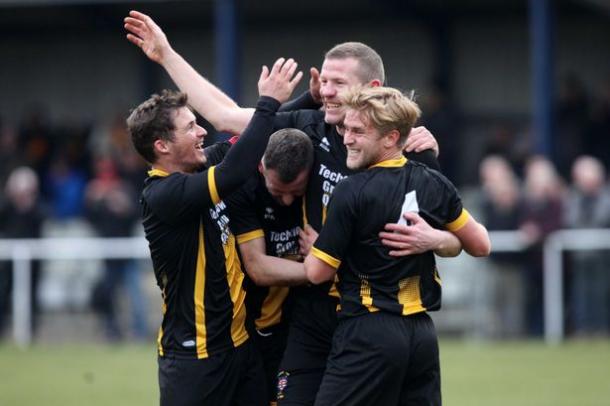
[
  {"xmin": 0, "ymin": 167, "xmax": 46, "ymax": 338},
  {"xmin": 479, "ymin": 155, "xmax": 525, "ymax": 337},
  {"xmin": 520, "ymin": 156, "xmax": 564, "ymax": 336},
  {"xmin": 555, "ymin": 73, "xmax": 591, "ymax": 178},
  {"xmin": 420, "ymin": 77, "xmax": 460, "ymax": 184},
  {"xmin": 84, "ymin": 157, "xmax": 148, "ymax": 341},
  {"xmin": 589, "ymin": 76, "xmax": 610, "ymax": 165},
  {"xmin": 46, "ymin": 151, "xmax": 88, "ymax": 220},
  {"xmin": 564, "ymin": 156, "xmax": 610, "ymax": 336},
  {"xmin": 0, "ymin": 117, "xmax": 21, "ymax": 189},
  {"xmin": 18, "ymin": 105, "xmax": 53, "ymax": 181},
  {"xmin": 483, "ymin": 125, "xmax": 530, "ymax": 178},
  {"xmin": 89, "ymin": 110, "xmax": 148, "ymax": 192}
]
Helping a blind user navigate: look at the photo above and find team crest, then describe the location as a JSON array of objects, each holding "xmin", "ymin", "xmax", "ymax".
[
  {"xmin": 277, "ymin": 371, "xmax": 290, "ymax": 400},
  {"xmin": 264, "ymin": 206, "xmax": 275, "ymax": 221}
]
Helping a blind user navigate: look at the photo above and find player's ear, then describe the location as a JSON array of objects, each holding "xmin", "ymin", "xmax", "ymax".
[
  {"xmin": 369, "ymin": 79, "xmax": 382, "ymax": 88},
  {"xmin": 384, "ymin": 129, "xmax": 400, "ymax": 148},
  {"xmin": 154, "ymin": 138, "xmax": 171, "ymax": 155}
]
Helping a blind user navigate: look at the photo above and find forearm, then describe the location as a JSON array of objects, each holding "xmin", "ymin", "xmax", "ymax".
[
  {"xmin": 161, "ymin": 50, "xmax": 253, "ymax": 134},
  {"xmin": 245, "ymin": 255, "xmax": 307, "ymax": 286},
  {"xmin": 214, "ymin": 96, "xmax": 280, "ymax": 199},
  {"xmin": 432, "ymin": 229, "xmax": 462, "ymax": 257}
]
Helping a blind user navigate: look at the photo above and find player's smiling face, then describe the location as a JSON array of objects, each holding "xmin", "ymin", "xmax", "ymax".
[
  {"xmin": 167, "ymin": 107, "xmax": 207, "ymax": 173},
  {"xmin": 319, "ymin": 57, "xmax": 363, "ymax": 126},
  {"xmin": 342, "ymin": 109, "xmax": 384, "ymax": 170}
]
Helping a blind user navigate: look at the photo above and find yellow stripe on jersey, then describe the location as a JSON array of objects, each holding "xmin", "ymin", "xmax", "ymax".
[
  {"xmin": 311, "ymin": 247, "xmax": 341, "ymax": 269},
  {"xmin": 157, "ymin": 326, "xmax": 164, "ymax": 356},
  {"xmin": 398, "ymin": 275, "xmax": 426, "ymax": 316},
  {"xmin": 224, "ymin": 233, "xmax": 249, "ymax": 347},
  {"xmin": 433, "ymin": 267, "xmax": 442, "ymax": 286},
  {"xmin": 194, "ymin": 223, "xmax": 208, "ymax": 359},
  {"xmin": 148, "ymin": 168, "xmax": 170, "ymax": 177},
  {"xmin": 328, "ymin": 274, "xmax": 341, "ymax": 299},
  {"xmin": 236, "ymin": 229, "xmax": 265, "ymax": 245},
  {"xmin": 301, "ymin": 197, "xmax": 309, "ymax": 226},
  {"xmin": 359, "ymin": 278, "xmax": 379, "ymax": 313},
  {"xmin": 369, "ymin": 156, "xmax": 407, "ymax": 169},
  {"xmin": 255, "ymin": 286, "xmax": 290, "ymax": 330},
  {"xmin": 446, "ymin": 208, "xmax": 470, "ymax": 232},
  {"xmin": 208, "ymin": 166, "xmax": 221, "ymax": 205},
  {"xmin": 157, "ymin": 287, "xmax": 168, "ymax": 356},
  {"xmin": 322, "ymin": 204, "xmax": 327, "ymax": 225}
]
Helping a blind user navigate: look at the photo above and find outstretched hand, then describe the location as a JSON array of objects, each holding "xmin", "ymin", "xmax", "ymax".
[
  {"xmin": 379, "ymin": 212, "xmax": 441, "ymax": 256},
  {"xmin": 404, "ymin": 126, "xmax": 439, "ymax": 157},
  {"xmin": 124, "ymin": 10, "xmax": 172, "ymax": 64},
  {"xmin": 258, "ymin": 58, "xmax": 304, "ymax": 104}
]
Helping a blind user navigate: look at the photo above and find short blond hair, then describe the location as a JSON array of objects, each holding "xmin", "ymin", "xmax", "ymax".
[{"xmin": 341, "ymin": 86, "xmax": 421, "ymax": 146}]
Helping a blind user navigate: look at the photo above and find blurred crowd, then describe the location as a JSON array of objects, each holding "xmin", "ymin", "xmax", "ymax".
[
  {"xmin": 0, "ymin": 107, "xmax": 151, "ymax": 342},
  {"xmin": 1, "ymin": 71, "xmax": 609, "ymax": 342}
]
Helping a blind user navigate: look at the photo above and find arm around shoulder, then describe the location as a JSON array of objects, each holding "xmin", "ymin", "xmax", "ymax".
[{"xmin": 239, "ymin": 237, "xmax": 307, "ymax": 286}]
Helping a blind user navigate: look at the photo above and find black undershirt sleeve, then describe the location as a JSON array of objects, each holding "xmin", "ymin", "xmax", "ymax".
[
  {"xmin": 404, "ymin": 149, "xmax": 440, "ymax": 172},
  {"xmin": 278, "ymin": 91, "xmax": 322, "ymax": 112},
  {"xmin": 214, "ymin": 96, "xmax": 281, "ymax": 200}
]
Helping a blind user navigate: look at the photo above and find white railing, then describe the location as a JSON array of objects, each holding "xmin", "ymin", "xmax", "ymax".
[
  {"xmin": 1, "ymin": 229, "xmax": 610, "ymax": 347},
  {"xmin": 0, "ymin": 237, "xmax": 150, "ymax": 348}
]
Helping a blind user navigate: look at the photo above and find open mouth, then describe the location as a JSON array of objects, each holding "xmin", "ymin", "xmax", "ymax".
[
  {"xmin": 325, "ymin": 102, "xmax": 341, "ymax": 110},
  {"xmin": 195, "ymin": 141, "xmax": 204, "ymax": 151}
]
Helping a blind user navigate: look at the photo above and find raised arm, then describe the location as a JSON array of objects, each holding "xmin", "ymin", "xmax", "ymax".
[
  {"xmin": 211, "ymin": 58, "xmax": 303, "ymax": 199},
  {"xmin": 125, "ymin": 10, "xmax": 255, "ymax": 134}
]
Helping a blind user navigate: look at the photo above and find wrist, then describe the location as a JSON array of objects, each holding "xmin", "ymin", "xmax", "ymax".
[{"xmin": 161, "ymin": 47, "xmax": 179, "ymax": 67}]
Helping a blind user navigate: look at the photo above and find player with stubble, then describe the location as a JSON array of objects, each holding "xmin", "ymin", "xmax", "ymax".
[
  {"xmin": 124, "ymin": 11, "xmax": 455, "ymax": 404},
  {"xmin": 305, "ymin": 86, "xmax": 491, "ymax": 406},
  {"xmin": 126, "ymin": 58, "xmax": 302, "ymax": 406}
]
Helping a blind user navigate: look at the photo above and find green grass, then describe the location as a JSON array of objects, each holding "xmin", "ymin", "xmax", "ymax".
[
  {"xmin": 441, "ymin": 340, "xmax": 610, "ymax": 406},
  {"xmin": 1, "ymin": 339, "xmax": 609, "ymax": 405}
]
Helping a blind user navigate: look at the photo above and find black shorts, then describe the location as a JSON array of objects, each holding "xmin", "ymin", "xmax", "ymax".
[
  {"xmin": 314, "ymin": 312, "xmax": 440, "ymax": 406},
  {"xmin": 277, "ymin": 286, "xmax": 338, "ymax": 405},
  {"xmin": 158, "ymin": 340, "xmax": 267, "ymax": 406},
  {"xmin": 252, "ymin": 323, "xmax": 289, "ymax": 403}
]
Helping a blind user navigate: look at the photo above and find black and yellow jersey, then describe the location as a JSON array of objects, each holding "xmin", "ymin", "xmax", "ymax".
[
  {"xmin": 224, "ymin": 172, "xmax": 303, "ymax": 332},
  {"xmin": 140, "ymin": 96, "xmax": 281, "ymax": 359},
  {"xmin": 142, "ymin": 168, "xmax": 248, "ymax": 359},
  {"xmin": 312, "ymin": 157, "xmax": 470, "ymax": 319},
  {"xmin": 271, "ymin": 111, "xmax": 440, "ymax": 357}
]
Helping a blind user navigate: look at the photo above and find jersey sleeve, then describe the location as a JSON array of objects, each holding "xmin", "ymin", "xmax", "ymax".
[
  {"xmin": 272, "ymin": 109, "xmax": 323, "ymax": 133},
  {"xmin": 203, "ymin": 141, "xmax": 232, "ymax": 166},
  {"xmin": 311, "ymin": 178, "xmax": 358, "ymax": 269},
  {"xmin": 404, "ymin": 149, "xmax": 440, "ymax": 171},
  {"xmin": 416, "ymin": 169, "xmax": 467, "ymax": 230},
  {"xmin": 144, "ymin": 171, "xmax": 218, "ymax": 225},
  {"xmin": 278, "ymin": 91, "xmax": 322, "ymax": 112},
  {"xmin": 224, "ymin": 178, "xmax": 265, "ymax": 245},
  {"xmin": 213, "ymin": 96, "xmax": 280, "ymax": 200}
]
